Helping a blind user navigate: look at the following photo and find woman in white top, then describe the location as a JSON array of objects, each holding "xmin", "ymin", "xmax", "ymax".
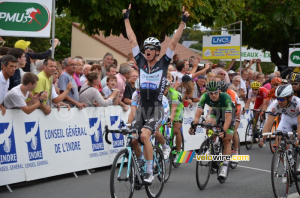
[{"xmin": 79, "ymin": 72, "xmax": 119, "ymax": 107}]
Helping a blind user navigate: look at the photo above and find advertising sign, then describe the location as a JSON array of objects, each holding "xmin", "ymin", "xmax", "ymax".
[
  {"xmin": 203, "ymin": 35, "xmax": 240, "ymax": 59},
  {"xmin": 0, "ymin": 0, "xmax": 52, "ymax": 37},
  {"xmin": 288, "ymin": 48, "xmax": 300, "ymax": 67}
]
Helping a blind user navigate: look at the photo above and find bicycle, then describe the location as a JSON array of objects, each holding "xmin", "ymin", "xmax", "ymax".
[
  {"xmin": 245, "ymin": 109, "xmax": 266, "ymax": 150},
  {"xmin": 193, "ymin": 120, "xmax": 231, "ymax": 190},
  {"xmin": 104, "ymin": 122, "xmax": 165, "ymax": 198},
  {"xmin": 268, "ymin": 114, "xmax": 281, "ymax": 154},
  {"xmin": 263, "ymin": 126, "xmax": 300, "ymax": 198}
]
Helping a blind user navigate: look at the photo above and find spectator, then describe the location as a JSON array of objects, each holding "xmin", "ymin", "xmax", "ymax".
[
  {"xmin": 218, "ymin": 70, "xmax": 228, "ymax": 82},
  {"xmin": 0, "ymin": 55, "xmax": 17, "ymax": 115},
  {"xmin": 274, "ymin": 71, "xmax": 281, "ymax": 77},
  {"xmin": 80, "ymin": 64, "xmax": 91, "ymax": 85},
  {"xmin": 31, "ymin": 59, "xmax": 44, "ymax": 75},
  {"xmin": 247, "ymin": 69, "xmax": 254, "ymax": 83},
  {"xmin": 256, "ymin": 73, "xmax": 265, "ymax": 84},
  {"xmin": 101, "ymin": 64, "xmax": 117, "ymax": 88},
  {"xmin": 32, "ymin": 58, "xmax": 57, "ymax": 115},
  {"xmin": 74, "ymin": 58, "xmax": 84, "ymax": 91},
  {"xmin": 14, "ymin": 39, "xmax": 60, "ymax": 72},
  {"xmin": 56, "ymin": 60, "xmax": 63, "ymax": 77},
  {"xmin": 172, "ymin": 54, "xmax": 180, "ymax": 67},
  {"xmin": 171, "ymin": 60, "xmax": 209, "ymax": 83},
  {"xmin": 168, "ymin": 64, "xmax": 176, "ymax": 72},
  {"xmin": 195, "ymin": 75, "xmax": 207, "ymax": 98},
  {"xmin": 228, "ymin": 70, "xmax": 236, "ymax": 83},
  {"xmin": 116, "ymin": 63, "xmax": 131, "ymax": 111},
  {"xmin": 79, "ymin": 72, "xmax": 119, "ymax": 107},
  {"xmin": 181, "ymin": 75, "xmax": 199, "ymax": 103},
  {"xmin": 101, "ymin": 52, "xmax": 114, "ymax": 79},
  {"xmin": 212, "ymin": 60, "xmax": 230, "ymax": 83},
  {"xmin": 4, "ymin": 72, "xmax": 48, "ymax": 114},
  {"xmin": 123, "ymin": 69, "xmax": 138, "ymax": 105},
  {"xmin": 102, "ymin": 75, "xmax": 118, "ymax": 99},
  {"xmin": 262, "ymin": 73, "xmax": 275, "ymax": 91},
  {"xmin": 229, "ymin": 76, "xmax": 245, "ymax": 99},
  {"xmin": 7, "ymin": 48, "xmax": 26, "ymax": 90},
  {"xmin": 58, "ymin": 58, "xmax": 86, "ymax": 109},
  {"xmin": 91, "ymin": 64, "xmax": 102, "ymax": 92},
  {"xmin": 240, "ymin": 69, "xmax": 248, "ymax": 93},
  {"xmin": 206, "ymin": 72, "xmax": 216, "ymax": 82},
  {"xmin": 0, "ymin": 47, "xmax": 11, "ymax": 58}
]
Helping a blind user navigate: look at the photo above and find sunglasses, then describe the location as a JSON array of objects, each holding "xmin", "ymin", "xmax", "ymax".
[
  {"xmin": 276, "ymin": 97, "xmax": 286, "ymax": 102},
  {"xmin": 291, "ymin": 83, "xmax": 299, "ymax": 86},
  {"xmin": 144, "ymin": 46, "xmax": 157, "ymax": 51},
  {"xmin": 208, "ymin": 91, "xmax": 219, "ymax": 95}
]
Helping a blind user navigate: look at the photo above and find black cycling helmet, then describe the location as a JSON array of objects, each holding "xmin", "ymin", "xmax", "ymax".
[
  {"xmin": 219, "ymin": 81, "xmax": 229, "ymax": 92},
  {"xmin": 289, "ymin": 72, "xmax": 300, "ymax": 83}
]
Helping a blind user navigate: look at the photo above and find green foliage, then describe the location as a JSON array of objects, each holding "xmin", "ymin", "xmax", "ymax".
[
  {"xmin": 179, "ymin": 28, "xmax": 205, "ymax": 43},
  {"xmin": 189, "ymin": 43, "xmax": 202, "ymax": 51},
  {"xmin": 240, "ymin": 0, "xmax": 300, "ymax": 67},
  {"xmin": 56, "ymin": 0, "xmax": 244, "ymax": 46},
  {"xmin": 2, "ymin": 37, "xmax": 49, "ymax": 53}
]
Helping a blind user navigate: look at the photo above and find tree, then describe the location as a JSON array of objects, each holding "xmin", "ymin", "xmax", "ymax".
[
  {"xmin": 240, "ymin": 0, "xmax": 300, "ymax": 74},
  {"xmin": 56, "ymin": 0, "xmax": 244, "ymax": 47}
]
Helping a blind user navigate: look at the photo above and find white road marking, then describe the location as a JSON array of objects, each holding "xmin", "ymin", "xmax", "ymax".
[{"xmin": 238, "ymin": 165, "xmax": 271, "ymax": 173}]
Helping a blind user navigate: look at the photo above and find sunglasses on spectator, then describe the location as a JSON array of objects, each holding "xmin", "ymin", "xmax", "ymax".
[
  {"xmin": 208, "ymin": 91, "xmax": 219, "ymax": 95},
  {"xmin": 276, "ymin": 97, "xmax": 286, "ymax": 102},
  {"xmin": 144, "ymin": 46, "xmax": 157, "ymax": 51}
]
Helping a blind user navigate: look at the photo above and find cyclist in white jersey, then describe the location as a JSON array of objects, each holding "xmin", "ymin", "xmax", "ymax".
[{"xmin": 260, "ymin": 84, "xmax": 300, "ymax": 150}]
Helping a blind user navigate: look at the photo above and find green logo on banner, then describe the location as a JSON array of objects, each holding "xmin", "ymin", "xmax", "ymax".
[
  {"xmin": 291, "ymin": 51, "xmax": 300, "ymax": 64},
  {"xmin": 0, "ymin": 2, "xmax": 50, "ymax": 32}
]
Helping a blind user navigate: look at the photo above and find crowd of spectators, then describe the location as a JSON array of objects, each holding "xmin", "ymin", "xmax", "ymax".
[{"xmin": 0, "ymin": 39, "xmax": 288, "ymax": 116}]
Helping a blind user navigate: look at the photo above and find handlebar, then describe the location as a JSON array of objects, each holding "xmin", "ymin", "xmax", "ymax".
[
  {"xmin": 262, "ymin": 130, "xmax": 297, "ymax": 137},
  {"xmin": 103, "ymin": 124, "xmax": 138, "ymax": 145}
]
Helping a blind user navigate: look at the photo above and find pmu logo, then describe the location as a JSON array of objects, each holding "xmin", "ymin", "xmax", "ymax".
[
  {"xmin": 110, "ymin": 116, "xmax": 124, "ymax": 148},
  {"xmin": 89, "ymin": 118, "xmax": 104, "ymax": 151},
  {"xmin": 212, "ymin": 36, "xmax": 231, "ymax": 45},
  {"xmin": 0, "ymin": 122, "xmax": 17, "ymax": 164},
  {"xmin": 0, "ymin": 2, "xmax": 50, "ymax": 31},
  {"xmin": 25, "ymin": 122, "xmax": 43, "ymax": 161}
]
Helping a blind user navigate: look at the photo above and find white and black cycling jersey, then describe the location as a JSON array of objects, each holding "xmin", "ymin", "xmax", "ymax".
[
  {"xmin": 132, "ymin": 46, "xmax": 174, "ymax": 107},
  {"xmin": 267, "ymin": 96, "xmax": 300, "ymax": 117}
]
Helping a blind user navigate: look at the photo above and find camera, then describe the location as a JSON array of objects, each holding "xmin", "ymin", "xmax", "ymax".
[{"xmin": 50, "ymin": 39, "xmax": 61, "ymax": 46}]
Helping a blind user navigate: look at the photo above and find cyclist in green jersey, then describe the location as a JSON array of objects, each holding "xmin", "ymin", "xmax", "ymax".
[
  {"xmin": 189, "ymin": 81, "xmax": 234, "ymax": 180},
  {"xmin": 164, "ymin": 80, "xmax": 184, "ymax": 162}
]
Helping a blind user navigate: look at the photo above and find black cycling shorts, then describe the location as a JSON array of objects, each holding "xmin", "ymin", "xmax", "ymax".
[{"xmin": 131, "ymin": 105, "xmax": 164, "ymax": 134}]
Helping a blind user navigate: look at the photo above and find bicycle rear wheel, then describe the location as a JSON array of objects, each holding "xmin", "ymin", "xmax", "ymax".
[
  {"xmin": 172, "ymin": 131, "xmax": 184, "ymax": 168},
  {"xmin": 196, "ymin": 139, "xmax": 211, "ymax": 190},
  {"xmin": 269, "ymin": 121, "xmax": 277, "ymax": 153},
  {"xmin": 271, "ymin": 149, "xmax": 289, "ymax": 198},
  {"xmin": 163, "ymin": 137, "xmax": 172, "ymax": 183},
  {"xmin": 294, "ymin": 147, "xmax": 300, "ymax": 195},
  {"xmin": 145, "ymin": 146, "xmax": 164, "ymax": 198},
  {"xmin": 245, "ymin": 120, "xmax": 254, "ymax": 150},
  {"xmin": 110, "ymin": 149, "xmax": 134, "ymax": 198}
]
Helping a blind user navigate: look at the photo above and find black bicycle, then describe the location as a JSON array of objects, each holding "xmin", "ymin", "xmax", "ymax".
[
  {"xmin": 192, "ymin": 120, "xmax": 231, "ymax": 190},
  {"xmin": 264, "ymin": 127, "xmax": 300, "ymax": 198}
]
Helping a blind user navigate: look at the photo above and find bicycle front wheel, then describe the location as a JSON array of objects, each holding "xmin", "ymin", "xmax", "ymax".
[
  {"xmin": 145, "ymin": 146, "xmax": 164, "ymax": 198},
  {"xmin": 110, "ymin": 149, "xmax": 134, "ymax": 198},
  {"xmin": 294, "ymin": 147, "xmax": 300, "ymax": 195},
  {"xmin": 245, "ymin": 120, "xmax": 254, "ymax": 150},
  {"xmin": 269, "ymin": 121, "xmax": 277, "ymax": 153},
  {"xmin": 196, "ymin": 139, "xmax": 211, "ymax": 190},
  {"xmin": 271, "ymin": 149, "xmax": 289, "ymax": 198}
]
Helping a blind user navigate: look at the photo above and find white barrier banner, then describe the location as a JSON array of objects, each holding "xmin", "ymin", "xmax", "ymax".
[{"xmin": 0, "ymin": 101, "xmax": 253, "ymax": 186}]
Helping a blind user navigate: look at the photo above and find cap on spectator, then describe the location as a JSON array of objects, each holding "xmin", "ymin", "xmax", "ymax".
[
  {"xmin": 228, "ymin": 70, "xmax": 236, "ymax": 75},
  {"xmin": 212, "ymin": 63, "xmax": 218, "ymax": 68},
  {"xmin": 197, "ymin": 75, "xmax": 206, "ymax": 80},
  {"xmin": 217, "ymin": 60, "xmax": 226, "ymax": 67},
  {"xmin": 182, "ymin": 75, "xmax": 192, "ymax": 82},
  {"xmin": 15, "ymin": 40, "xmax": 31, "ymax": 50}
]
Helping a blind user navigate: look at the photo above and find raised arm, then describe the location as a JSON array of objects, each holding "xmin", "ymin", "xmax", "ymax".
[
  {"xmin": 168, "ymin": 6, "xmax": 190, "ymax": 51},
  {"xmin": 123, "ymin": 4, "xmax": 138, "ymax": 49}
]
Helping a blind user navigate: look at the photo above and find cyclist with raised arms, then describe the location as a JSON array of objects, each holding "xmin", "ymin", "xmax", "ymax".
[
  {"xmin": 189, "ymin": 81, "xmax": 234, "ymax": 180},
  {"xmin": 259, "ymin": 84, "xmax": 300, "ymax": 150},
  {"xmin": 123, "ymin": 4, "xmax": 189, "ymax": 183}
]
